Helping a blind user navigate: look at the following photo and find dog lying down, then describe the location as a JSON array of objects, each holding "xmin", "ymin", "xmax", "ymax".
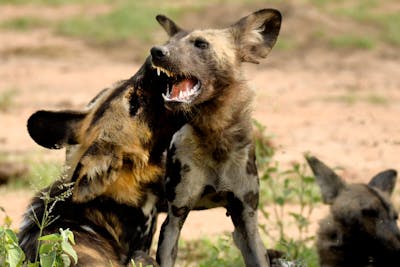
[{"xmin": 307, "ymin": 156, "xmax": 400, "ymax": 267}]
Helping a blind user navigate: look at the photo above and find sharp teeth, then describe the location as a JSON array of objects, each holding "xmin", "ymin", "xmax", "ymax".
[
  {"xmin": 179, "ymin": 91, "xmax": 183, "ymax": 98},
  {"xmin": 157, "ymin": 68, "xmax": 160, "ymax": 76},
  {"xmin": 162, "ymin": 93, "xmax": 170, "ymax": 101}
]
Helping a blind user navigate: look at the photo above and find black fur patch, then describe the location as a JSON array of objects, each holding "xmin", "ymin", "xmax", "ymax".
[
  {"xmin": 211, "ymin": 194, "xmax": 224, "ymax": 204},
  {"xmin": 165, "ymin": 145, "xmax": 181, "ymax": 202},
  {"xmin": 71, "ymin": 162, "xmax": 83, "ymax": 182},
  {"xmin": 171, "ymin": 205, "xmax": 189, "ymax": 218},
  {"xmin": 129, "ymin": 91, "xmax": 140, "ymax": 117},
  {"xmin": 246, "ymin": 147, "xmax": 258, "ymax": 176},
  {"xmin": 27, "ymin": 110, "xmax": 85, "ymax": 149},
  {"xmin": 212, "ymin": 147, "xmax": 228, "ymax": 162},
  {"xmin": 201, "ymin": 185, "xmax": 216, "ymax": 198},
  {"xmin": 244, "ymin": 191, "xmax": 259, "ymax": 210},
  {"xmin": 78, "ymin": 175, "xmax": 90, "ymax": 187},
  {"xmin": 226, "ymin": 192, "xmax": 246, "ymax": 238}
]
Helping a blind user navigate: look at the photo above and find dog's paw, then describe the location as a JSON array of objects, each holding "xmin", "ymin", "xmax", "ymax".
[{"xmin": 71, "ymin": 142, "xmax": 123, "ymax": 202}]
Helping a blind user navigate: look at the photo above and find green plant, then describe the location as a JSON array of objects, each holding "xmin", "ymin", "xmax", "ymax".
[
  {"xmin": 36, "ymin": 229, "xmax": 77, "ymax": 267},
  {"xmin": 0, "ymin": 181, "xmax": 76, "ymax": 267},
  {"xmin": 0, "ymin": 225, "xmax": 77, "ymax": 267},
  {"xmin": 0, "ymin": 226, "xmax": 26, "ymax": 267},
  {"xmin": 258, "ymin": 162, "xmax": 319, "ymax": 267},
  {"xmin": 0, "ymin": 208, "xmax": 25, "ymax": 267},
  {"xmin": 254, "ymin": 122, "xmax": 320, "ymax": 267},
  {"xmin": 29, "ymin": 182, "xmax": 74, "ymax": 263}
]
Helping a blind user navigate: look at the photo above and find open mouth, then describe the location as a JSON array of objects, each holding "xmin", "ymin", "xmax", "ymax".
[{"xmin": 152, "ymin": 64, "xmax": 201, "ymax": 104}]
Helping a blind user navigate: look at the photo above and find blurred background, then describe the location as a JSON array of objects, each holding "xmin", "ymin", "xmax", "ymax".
[{"xmin": 0, "ymin": 0, "xmax": 399, "ymax": 266}]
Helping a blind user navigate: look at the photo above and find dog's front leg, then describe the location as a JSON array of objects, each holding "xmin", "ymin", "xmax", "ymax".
[
  {"xmin": 227, "ymin": 192, "xmax": 269, "ymax": 267},
  {"xmin": 156, "ymin": 205, "xmax": 190, "ymax": 267}
]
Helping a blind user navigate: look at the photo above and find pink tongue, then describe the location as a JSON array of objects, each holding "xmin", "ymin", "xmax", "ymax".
[{"xmin": 170, "ymin": 79, "xmax": 196, "ymax": 98}]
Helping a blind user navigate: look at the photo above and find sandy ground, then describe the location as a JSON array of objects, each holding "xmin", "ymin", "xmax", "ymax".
[{"xmin": 0, "ymin": 2, "xmax": 399, "ymax": 255}]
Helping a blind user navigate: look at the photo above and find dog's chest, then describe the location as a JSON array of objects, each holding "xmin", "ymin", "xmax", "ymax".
[{"xmin": 167, "ymin": 124, "xmax": 257, "ymax": 207}]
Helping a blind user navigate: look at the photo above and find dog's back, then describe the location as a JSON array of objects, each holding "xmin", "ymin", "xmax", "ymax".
[{"xmin": 307, "ymin": 156, "xmax": 400, "ymax": 267}]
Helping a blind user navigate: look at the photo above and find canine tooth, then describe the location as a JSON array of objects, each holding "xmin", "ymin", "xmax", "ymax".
[
  {"xmin": 157, "ymin": 68, "xmax": 160, "ymax": 76},
  {"xmin": 179, "ymin": 91, "xmax": 183, "ymax": 98},
  {"xmin": 162, "ymin": 93, "xmax": 170, "ymax": 101}
]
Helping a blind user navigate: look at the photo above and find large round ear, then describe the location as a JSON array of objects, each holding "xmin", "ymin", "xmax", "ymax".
[
  {"xmin": 27, "ymin": 110, "xmax": 87, "ymax": 149},
  {"xmin": 231, "ymin": 8, "xmax": 281, "ymax": 64},
  {"xmin": 368, "ymin": 169, "xmax": 397, "ymax": 196},
  {"xmin": 306, "ymin": 155, "xmax": 346, "ymax": 204},
  {"xmin": 156, "ymin": 14, "xmax": 184, "ymax": 37}
]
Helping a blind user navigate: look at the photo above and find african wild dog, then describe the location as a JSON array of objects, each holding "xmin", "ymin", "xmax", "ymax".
[
  {"xmin": 18, "ymin": 55, "xmax": 187, "ymax": 266},
  {"xmin": 307, "ymin": 156, "xmax": 400, "ymax": 267},
  {"xmin": 150, "ymin": 9, "xmax": 282, "ymax": 267}
]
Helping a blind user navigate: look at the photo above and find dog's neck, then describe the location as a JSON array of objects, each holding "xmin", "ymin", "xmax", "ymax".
[{"xmin": 190, "ymin": 81, "xmax": 254, "ymax": 162}]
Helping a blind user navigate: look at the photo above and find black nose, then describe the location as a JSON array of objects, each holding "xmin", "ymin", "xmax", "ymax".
[{"xmin": 151, "ymin": 46, "xmax": 169, "ymax": 60}]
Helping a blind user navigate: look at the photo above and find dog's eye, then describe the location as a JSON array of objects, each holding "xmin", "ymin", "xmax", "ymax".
[
  {"xmin": 194, "ymin": 38, "xmax": 209, "ymax": 49},
  {"xmin": 362, "ymin": 208, "xmax": 379, "ymax": 218}
]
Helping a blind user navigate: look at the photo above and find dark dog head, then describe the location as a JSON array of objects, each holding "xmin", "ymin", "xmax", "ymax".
[
  {"xmin": 307, "ymin": 156, "xmax": 400, "ymax": 261},
  {"xmin": 149, "ymin": 9, "xmax": 281, "ymax": 112}
]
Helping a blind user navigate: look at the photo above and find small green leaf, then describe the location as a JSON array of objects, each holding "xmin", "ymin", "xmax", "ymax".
[
  {"xmin": 38, "ymin": 233, "xmax": 61, "ymax": 242},
  {"xmin": 7, "ymin": 245, "xmax": 25, "ymax": 267},
  {"xmin": 60, "ymin": 229, "xmax": 75, "ymax": 245},
  {"xmin": 61, "ymin": 253, "xmax": 71, "ymax": 266},
  {"xmin": 39, "ymin": 243, "xmax": 54, "ymax": 255},
  {"xmin": 61, "ymin": 241, "xmax": 77, "ymax": 264},
  {"xmin": 5, "ymin": 229, "xmax": 19, "ymax": 244},
  {"xmin": 40, "ymin": 251, "xmax": 57, "ymax": 267}
]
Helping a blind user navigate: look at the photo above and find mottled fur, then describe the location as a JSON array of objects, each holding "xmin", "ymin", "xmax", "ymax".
[
  {"xmin": 151, "ymin": 9, "xmax": 281, "ymax": 267},
  {"xmin": 307, "ymin": 156, "xmax": 400, "ymax": 267},
  {"xmin": 19, "ymin": 57, "xmax": 186, "ymax": 266}
]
